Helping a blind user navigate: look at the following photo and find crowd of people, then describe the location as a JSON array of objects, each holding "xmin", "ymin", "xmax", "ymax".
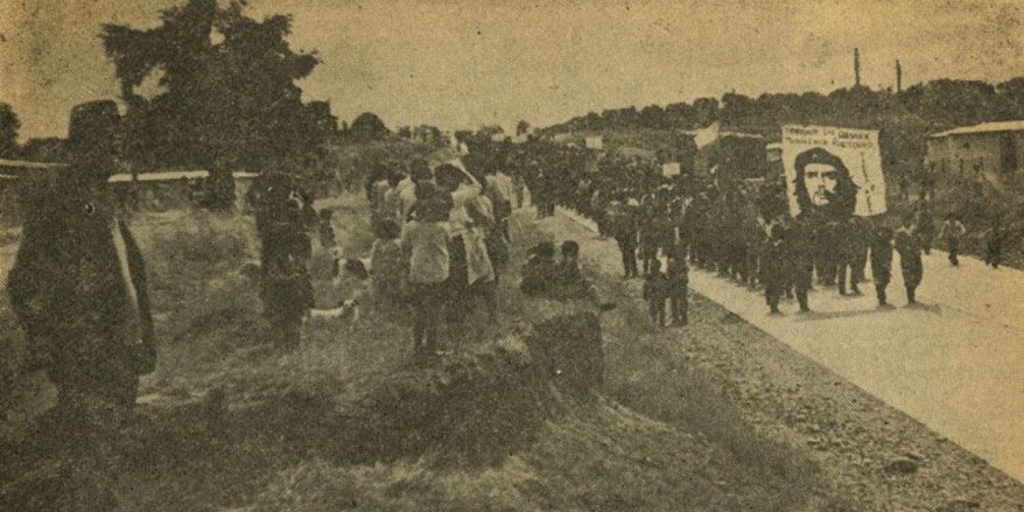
[
  {"xmin": 6, "ymin": 101, "xmax": 1020, "ymax": 511},
  {"xmin": 446, "ymin": 138, "xmax": 990, "ymax": 318},
  {"xmin": 238, "ymin": 135, "xmax": 1017, "ymax": 353}
]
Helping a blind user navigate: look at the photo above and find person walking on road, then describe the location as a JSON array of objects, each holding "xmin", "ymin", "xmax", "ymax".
[
  {"xmin": 607, "ymin": 196, "xmax": 640, "ymax": 279},
  {"xmin": 983, "ymin": 220, "xmax": 1006, "ymax": 269},
  {"xmin": 666, "ymin": 252, "xmax": 689, "ymax": 326},
  {"xmin": 642, "ymin": 259, "xmax": 669, "ymax": 327},
  {"xmin": 870, "ymin": 224, "xmax": 894, "ymax": 308},
  {"xmin": 895, "ymin": 215, "xmax": 924, "ymax": 305},
  {"xmin": 761, "ymin": 223, "xmax": 788, "ymax": 315},
  {"xmin": 938, "ymin": 214, "xmax": 967, "ymax": 266},
  {"xmin": 788, "ymin": 218, "xmax": 814, "ymax": 313},
  {"xmin": 916, "ymin": 202, "xmax": 936, "ymax": 255}
]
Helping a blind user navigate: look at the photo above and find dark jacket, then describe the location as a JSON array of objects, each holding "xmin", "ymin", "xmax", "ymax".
[{"xmin": 9, "ymin": 190, "xmax": 155, "ymax": 402}]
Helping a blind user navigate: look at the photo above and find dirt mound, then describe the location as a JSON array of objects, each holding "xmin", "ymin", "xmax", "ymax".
[
  {"xmin": 341, "ymin": 312, "xmax": 603, "ymax": 465},
  {"xmin": 0, "ymin": 312, "xmax": 606, "ymax": 510}
]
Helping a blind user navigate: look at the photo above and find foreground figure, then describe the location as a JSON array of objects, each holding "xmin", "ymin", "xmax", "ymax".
[{"xmin": 7, "ymin": 101, "xmax": 157, "ymax": 511}]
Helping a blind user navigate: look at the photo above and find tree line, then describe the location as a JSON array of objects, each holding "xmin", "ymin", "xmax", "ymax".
[{"xmin": 542, "ymin": 78, "xmax": 1024, "ymax": 179}]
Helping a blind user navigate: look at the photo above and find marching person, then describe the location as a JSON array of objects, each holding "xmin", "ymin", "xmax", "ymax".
[
  {"xmin": 870, "ymin": 224, "xmax": 894, "ymax": 307},
  {"xmin": 642, "ymin": 259, "xmax": 669, "ymax": 327},
  {"xmin": 788, "ymin": 217, "xmax": 814, "ymax": 313},
  {"xmin": 983, "ymin": 220, "xmax": 1005, "ymax": 269},
  {"xmin": 761, "ymin": 223, "xmax": 788, "ymax": 315},
  {"xmin": 915, "ymin": 202, "xmax": 936, "ymax": 255},
  {"xmin": 667, "ymin": 252, "xmax": 690, "ymax": 326},
  {"xmin": 938, "ymin": 213, "xmax": 967, "ymax": 266},
  {"xmin": 606, "ymin": 195, "xmax": 640, "ymax": 278},
  {"xmin": 894, "ymin": 214, "xmax": 924, "ymax": 305}
]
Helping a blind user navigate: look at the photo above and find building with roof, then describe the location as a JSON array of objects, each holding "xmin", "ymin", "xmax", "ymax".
[
  {"xmin": 106, "ymin": 169, "xmax": 259, "ymax": 212},
  {"xmin": 681, "ymin": 129, "xmax": 767, "ymax": 182},
  {"xmin": 925, "ymin": 121, "xmax": 1024, "ymax": 179},
  {"xmin": 0, "ymin": 160, "xmax": 261, "ymax": 223}
]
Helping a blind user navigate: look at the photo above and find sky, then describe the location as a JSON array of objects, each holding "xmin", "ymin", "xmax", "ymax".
[{"xmin": 2, "ymin": 0, "xmax": 1024, "ymax": 139}]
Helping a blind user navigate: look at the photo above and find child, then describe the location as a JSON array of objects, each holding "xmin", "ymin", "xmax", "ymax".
[
  {"xmin": 370, "ymin": 219, "xmax": 407, "ymax": 305},
  {"xmin": 666, "ymin": 254, "xmax": 689, "ymax": 326},
  {"xmin": 555, "ymin": 240, "xmax": 594, "ymax": 300},
  {"xmin": 521, "ymin": 241, "xmax": 557, "ymax": 296},
  {"xmin": 642, "ymin": 259, "xmax": 669, "ymax": 327}
]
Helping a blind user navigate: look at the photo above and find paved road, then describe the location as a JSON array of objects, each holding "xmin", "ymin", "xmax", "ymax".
[{"xmin": 552, "ymin": 208, "xmax": 1024, "ymax": 483}]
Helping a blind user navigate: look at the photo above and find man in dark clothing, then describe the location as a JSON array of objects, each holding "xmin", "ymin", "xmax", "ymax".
[
  {"xmin": 838, "ymin": 216, "xmax": 867, "ymax": 296},
  {"xmin": 984, "ymin": 221, "xmax": 1006, "ymax": 269},
  {"xmin": 761, "ymin": 223, "xmax": 788, "ymax": 315},
  {"xmin": 870, "ymin": 224, "xmax": 894, "ymax": 307},
  {"xmin": 895, "ymin": 215, "xmax": 924, "ymax": 304},
  {"xmin": 7, "ymin": 100, "xmax": 156, "ymax": 512},
  {"xmin": 788, "ymin": 218, "xmax": 814, "ymax": 313},
  {"xmin": 816, "ymin": 220, "xmax": 841, "ymax": 287},
  {"xmin": 642, "ymin": 259, "xmax": 669, "ymax": 327},
  {"xmin": 666, "ymin": 253, "xmax": 689, "ymax": 326},
  {"xmin": 607, "ymin": 198, "xmax": 640, "ymax": 278},
  {"xmin": 916, "ymin": 203, "xmax": 936, "ymax": 255},
  {"xmin": 255, "ymin": 175, "xmax": 316, "ymax": 350}
]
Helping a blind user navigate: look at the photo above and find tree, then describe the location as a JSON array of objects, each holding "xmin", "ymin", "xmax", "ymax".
[
  {"xmin": 516, "ymin": 120, "xmax": 531, "ymax": 136},
  {"xmin": 692, "ymin": 97, "xmax": 720, "ymax": 127},
  {"xmin": 0, "ymin": 103, "xmax": 21, "ymax": 158},
  {"xmin": 101, "ymin": 0, "xmax": 325, "ymax": 209},
  {"xmin": 349, "ymin": 112, "xmax": 390, "ymax": 141}
]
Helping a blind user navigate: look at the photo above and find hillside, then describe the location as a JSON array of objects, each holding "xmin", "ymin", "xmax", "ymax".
[{"xmin": 0, "ymin": 199, "xmax": 842, "ymax": 511}]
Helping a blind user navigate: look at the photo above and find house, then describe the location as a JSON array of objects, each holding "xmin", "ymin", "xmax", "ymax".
[
  {"xmin": 107, "ymin": 169, "xmax": 260, "ymax": 211},
  {"xmin": 680, "ymin": 130, "xmax": 767, "ymax": 182},
  {"xmin": 925, "ymin": 121, "xmax": 1024, "ymax": 179},
  {"xmin": 0, "ymin": 160, "xmax": 261, "ymax": 223}
]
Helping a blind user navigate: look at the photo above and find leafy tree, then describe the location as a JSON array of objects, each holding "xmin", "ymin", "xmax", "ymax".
[
  {"xmin": 692, "ymin": 97, "xmax": 720, "ymax": 127},
  {"xmin": 0, "ymin": 103, "xmax": 21, "ymax": 158},
  {"xmin": 349, "ymin": 112, "xmax": 390, "ymax": 141},
  {"xmin": 101, "ymin": 0, "xmax": 326, "ymax": 209}
]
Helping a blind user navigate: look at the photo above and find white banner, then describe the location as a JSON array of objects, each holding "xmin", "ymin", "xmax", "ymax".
[{"xmin": 782, "ymin": 125, "xmax": 886, "ymax": 218}]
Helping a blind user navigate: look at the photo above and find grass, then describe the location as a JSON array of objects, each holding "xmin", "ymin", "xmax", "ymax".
[{"xmin": 2, "ymin": 201, "xmax": 843, "ymax": 511}]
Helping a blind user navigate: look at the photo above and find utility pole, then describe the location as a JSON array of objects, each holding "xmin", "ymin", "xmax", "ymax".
[
  {"xmin": 854, "ymin": 48, "xmax": 861, "ymax": 87},
  {"xmin": 896, "ymin": 59, "xmax": 903, "ymax": 93}
]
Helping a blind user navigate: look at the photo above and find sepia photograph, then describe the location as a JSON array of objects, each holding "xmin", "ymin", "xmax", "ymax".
[{"xmin": 1, "ymin": 0, "xmax": 1023, "ymax": 510}]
